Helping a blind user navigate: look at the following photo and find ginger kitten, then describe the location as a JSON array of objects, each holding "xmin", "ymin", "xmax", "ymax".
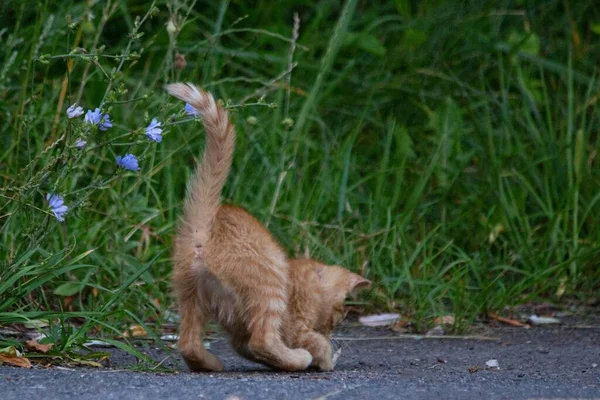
[{"xmin": 167, "ymin": 83, "xmax": 370, "ymax": 372}]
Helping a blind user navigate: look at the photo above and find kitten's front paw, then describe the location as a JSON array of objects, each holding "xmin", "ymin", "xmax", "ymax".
[
  {"xmin": 292, "ymin": 348, "xmax": 313, "ymax": 370},
  {"xmin": 312, "ymin": 347, "xmax": 339, "ymax": 371},
  {"xmin": 315, "ymin": 358, "xmax": 334, "ymax": 372}
]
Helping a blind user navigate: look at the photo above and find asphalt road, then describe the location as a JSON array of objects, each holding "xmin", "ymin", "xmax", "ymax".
[{"xmin": 1, "ymin": 324, "xmax": 599, "ymax": 400}]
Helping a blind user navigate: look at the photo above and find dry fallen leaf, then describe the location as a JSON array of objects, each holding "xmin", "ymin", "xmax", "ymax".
[
  {"xmin": 488, "ymin": 312, "xmax": 530, "ymax": 328},
  {"xmin": 0, "ymin": 346, "xmax": 32, "ymax": 369},
  {"xmin": 426, "ymin": 325, "xmax": 445, "ymax": 336},
  {"xmin": 390, "ymin": 319, "xmax": 411, "ymax": 333},
  {"xmin": 528, "ymin": 315, "xmax": 561, "ymax": 325},
  {"xmin": 122, "ymin": 324, "xmax": 148, "ymax": 338},
  {"xmin": 434, "ymin": 315, "xmax": 455, "ymax": 325},
  {"xmin": 25, "ymin": 339, "xmax": 54, "ymax": 354},
  {"xmin": 0, "ymin": 354, "xmax": 32, "ymax": 368},
  {"xmin": 83, "ymin": 339, "xmax": 115, "ymax": 347},
  {"xmin": 332, "ymin": 347, "xmax": 342, "ymax": 368},
  {"xmin": 390, "ymin": 326, "xmax": 408, "ymax": 334},
  {"xmin": 359, "ymin": 313, "xmax": 400, "ymax": 327},
  {"xmin": 69, "ymin": 359, "xmax": 103, "ymax": 368},
  {"xmin": 63, "ymin": 296, "xmax": 75, "ymax": 308}
]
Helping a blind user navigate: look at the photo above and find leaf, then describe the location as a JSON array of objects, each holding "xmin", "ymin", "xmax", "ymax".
[
  {"xmin": 434, "ymin": 315, "xmax": 455, "ymax": 325},
  {"xmin": 488, "ymin": 312, "xmax": 530, "ymax": 328},
  {"xmin": 401, "ymin": 29, "xmax": 427, "ymax": 50},
  {"xmin": 95, "ymin": 337, "xmax": 155, "ymax": 364},
  {"xmin": 592, "ymin": 23, "xmax": 600, "ymax": 35},
  {"xmin": 426, "ymin": 325, "xmax": 445, "ymax": 336},
  {"xmin": 0, "ymin": 346, "xmax": 31, "ymax": 368},
  {"xmin": 332, "ymin": 347, "xmax": 342, "ymax": 368},
  {"xmin": 25, "ymin": 339, "xmax": 53, "ymax": 354},
  {"xmin": 69, "ymin": 358, "xmax": 103, "ymax": 368},
  {"xmin": 359, "ymin": 313, "xmax": 401, "ymax": 327},
  {"xmin": 343, "ymin": 33, "xmax": 386, "ymax": 56},
  {"xmin": 53, "ymin": 281, "xmax": 83, "ymax": 297},
  {"xmin": 396, "ymin": 126, "xmax": 415, "ymax": 159},
  {"xmin": 0, "ymin": 346, "xmax": 19, "ymax": 356},
  {"xmin": 394, "ymin": 0, "xmax": 411, "ymax": 16},
  {"xmin": 507, "ymin": 30, "xmax": 540, "ymax": 56},
  {"xmin": 356, "ymin": 34, "xmax": 386, "ymax": 56},
  {"xmin": 390, "ymin": 325, "xmax": 408, "ymax": 334},
  {"xmin": 83, "ymin": 339, "xmax": 115, "ymax": 347},
  {"xmin": 528, "ymin": 315, "xmax": 561, "ymax": 325},
  {"xmin": 0, "ymin": 354, "xmax": 32, "ymax": 368},
  {"xmin": 63, "ymin": 296, "xmax": 75, "ymax": 308},
  {"xmin": 390, "ymin": 318, "xmax": 411, "ymax": 333},
  {"xmin": 122, "ymin": 324, "xmax": 148, "ymax": 338},
  {"xmin": 23, "ymin": 319, "xmax": 49, "ymax": 329}
]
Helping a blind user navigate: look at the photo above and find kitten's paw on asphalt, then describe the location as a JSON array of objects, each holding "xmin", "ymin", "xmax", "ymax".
[
  {"xmin": 316, "ymin": 358, "xmax": 334, "ymax": 372},
  {"xmin": 292, "ymin": 348, "xmax": 313, "ymax": 370}
]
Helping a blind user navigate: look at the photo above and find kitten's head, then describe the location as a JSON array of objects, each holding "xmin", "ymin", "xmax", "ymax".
[
  {"xmin": 290, "ymin": 259, "xmax": 370, "ymax": 333},
  {"xmin": 317, "ymin": 264, "xmax": 371, "ymax": 330}
]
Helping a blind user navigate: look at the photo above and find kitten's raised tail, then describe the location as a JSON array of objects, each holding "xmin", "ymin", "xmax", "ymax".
[{"xmin": 167, "ymin": 83, "xmax": 235, "ymax": 249}]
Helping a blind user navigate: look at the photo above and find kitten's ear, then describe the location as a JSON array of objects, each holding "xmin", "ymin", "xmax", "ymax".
[{"xmin": 348, "ymin": 273, "xmax": 371, "ymax": 293}]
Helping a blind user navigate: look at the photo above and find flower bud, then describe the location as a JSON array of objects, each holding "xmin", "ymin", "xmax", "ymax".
[
  {"xmin": 167, "ymin": 19, "xmax": 177, "ymax": 35},
  {"xmin": 175, "ymin": 52, "xmax": 187, "ymax": 70}
]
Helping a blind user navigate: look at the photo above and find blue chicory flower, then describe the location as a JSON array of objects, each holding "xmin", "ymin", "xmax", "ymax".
[
  {"xmin": 184, "ymin": 103, "xmax": 200, "ymax": 116},
  {"xmin": 66, "ymin": 103, "xmax": 84, "ymax": 119},
  {"xmin": 74, "ymin": 138, "xmax": 87, "ymax": 149},
  {"xmin": 84, "ymin": 108, "xmax": 102, "ymax": 125},
  {"xmin": 145, "ymin": 118, "xmax": 163, "ymax": 143},
  {"xmin": 116, "ymin": 153, "xmax": 140, "ymax": 171},
  {"xmin": 99, "ymin": 114, "xmax": 112, "ymax": 131},
  {"xmin": 84, "ymin": 108, "xmax": 112, "ymax": 131},
  {"xmin": 46, "ymin": 193, "xmax": 68, "ymax": 222}
]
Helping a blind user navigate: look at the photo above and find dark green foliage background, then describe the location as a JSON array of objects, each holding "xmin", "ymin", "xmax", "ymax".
[{"xmin": 1, "ymin": 0, "xmax": 599, "ymax": 345}]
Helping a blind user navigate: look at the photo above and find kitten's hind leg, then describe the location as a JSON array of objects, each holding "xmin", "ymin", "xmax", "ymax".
[{"xmin": 177, "ymin": 293, "xmax": 223, "ymax": 372}]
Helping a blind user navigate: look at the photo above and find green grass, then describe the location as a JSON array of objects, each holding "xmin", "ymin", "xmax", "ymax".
[{"xmin": 1, "ymin": 0, "xmax": 600, "ymax": 361}]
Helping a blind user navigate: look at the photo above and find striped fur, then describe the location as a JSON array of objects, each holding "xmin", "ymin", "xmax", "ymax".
[{"xmin": 167, "ymin": 83, "xmax": 370, "ymax": 372}]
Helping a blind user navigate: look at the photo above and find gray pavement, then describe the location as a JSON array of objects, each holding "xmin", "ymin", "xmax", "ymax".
[{"xmin": 1, "ymin": 324, "xmax": 599, "ymax": 399}]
